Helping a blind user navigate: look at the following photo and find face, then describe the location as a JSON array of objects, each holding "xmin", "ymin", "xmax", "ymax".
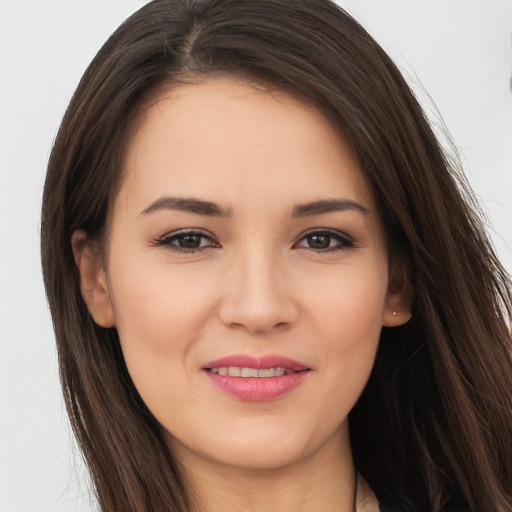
[{"xmin": 74, "ymin": 78, "xmax": 408, "ymax": 474}]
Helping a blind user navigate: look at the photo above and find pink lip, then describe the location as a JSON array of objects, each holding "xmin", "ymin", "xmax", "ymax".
[
  {"xmin": 202, "ymin": 354, "xmax": 310, "ymax": 401},
  {"xmin": 203, "ymin": 354, "xmax": 309, "ymax": 372}
]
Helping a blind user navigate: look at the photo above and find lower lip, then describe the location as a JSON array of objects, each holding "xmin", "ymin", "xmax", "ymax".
[{"xmin": 204, "ymin": 371, "xmax": 309, "ymax": 401}]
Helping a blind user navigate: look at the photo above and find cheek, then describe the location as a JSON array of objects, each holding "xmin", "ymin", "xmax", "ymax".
[
  {"xmin": 110, "ymin": 254, "xmax": 216, "ymax": 343},
  {"xmin": 307, "ymin": 259, "xmax": 388, "ymax": 340},
  {"xmin": 305, "ymin": 260, "xmax": 387, "ymax": 393},
  {"xmin": 106, "ymin": 256, "xmax": 219, "ymax": 401}
]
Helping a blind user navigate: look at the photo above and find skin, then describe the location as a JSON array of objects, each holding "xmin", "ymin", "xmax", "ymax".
[{"xmin": 73, "ymin": 78, "xmax": 410, "ymax": 511}]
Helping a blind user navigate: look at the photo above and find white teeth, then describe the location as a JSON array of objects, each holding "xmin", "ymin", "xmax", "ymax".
[
  {"xmin": 228, "ymin": 366, "xmax": 241, "ymax": 377},
  {"xmin": 241, "ymin": 367, "xmax": 259, "ymax": 378},
  {"xmin": 210, "ymin": 367, "xmax": 288, "ymax": 378}
]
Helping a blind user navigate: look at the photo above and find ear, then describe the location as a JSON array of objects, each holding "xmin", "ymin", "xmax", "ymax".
[
  {"xmin": 382, "ymin": 258, "xmax": 412, "ymax": 327},
  {"xmin": 71, "ymin": 229, "xmax": 116, "ymax": 328}
]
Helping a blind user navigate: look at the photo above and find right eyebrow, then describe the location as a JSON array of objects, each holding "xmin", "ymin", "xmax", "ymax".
[
  {"xmin": 291, "ymin": 198, "xmax": 370, "ymax": 218},
  {"xmin": 139, "ymin": 196, "xmax": 232, "ymax": 217}
]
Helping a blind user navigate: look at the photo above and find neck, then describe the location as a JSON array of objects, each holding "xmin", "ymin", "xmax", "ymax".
[{"xmin": 173, "ymin": 426, "xmax": 358, "ymax": 512}]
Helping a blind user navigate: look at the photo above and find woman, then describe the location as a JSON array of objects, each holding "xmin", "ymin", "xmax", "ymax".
[{"xmin": 40, "ymin": 0, "xmax": 512, "ymax": 511}]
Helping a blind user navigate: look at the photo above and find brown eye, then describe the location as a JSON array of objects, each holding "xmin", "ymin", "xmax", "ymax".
[
  {"xmin": 178, "ymin": 234, "xmax": 203, "ymax": 249},
  {"xmin": 155, "ymin": 230, "xmax": 218, "ymax": 252},
  {"xmin": 307, "ymin": 234, "xmax": 331, "ymax": 249},
  {"xmin": 295, "ymin": 230, "xmax": 354, "ymax": 252}
]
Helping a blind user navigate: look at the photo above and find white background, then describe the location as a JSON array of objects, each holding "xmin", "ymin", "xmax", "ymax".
[{"xmin": 1, "ymin": 1, "xmax": 511, "ymax": 510}]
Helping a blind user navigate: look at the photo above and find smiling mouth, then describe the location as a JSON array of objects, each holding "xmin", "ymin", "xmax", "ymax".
[
  {"xmin": 209, "ymin": 367, "xmax": 298, "ymax": 377},
  {"xmin": 203, "ymin": 356, "xmax": 310, "ymax": 400}
]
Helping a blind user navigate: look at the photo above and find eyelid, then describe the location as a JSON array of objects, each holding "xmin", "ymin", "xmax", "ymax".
[
  {"xmin": 153, "ymin": 228, "xmax": 220, "ymax": 252},
  {"xmin": 293, "ymin": 228, "xmax": 355, "ymax": 251},
  {"xmin": 152, "ymin": 227, "xmax": 354, "ymax": 253}
]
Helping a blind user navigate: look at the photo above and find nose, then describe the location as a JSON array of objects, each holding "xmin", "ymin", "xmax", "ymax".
[{"xmin": 218, "ymin": 248, "xmax": 299, "ymax": 334}]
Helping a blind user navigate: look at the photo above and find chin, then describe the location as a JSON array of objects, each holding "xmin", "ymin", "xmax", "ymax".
[{"xmin": 166, "ymin": 415, "xmax": 347, "ymax": 473}]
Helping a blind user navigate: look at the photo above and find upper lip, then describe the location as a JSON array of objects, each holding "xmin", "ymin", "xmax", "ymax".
[{"xmin": 202, "ymin": 354, "xmax": 310, "ymax": 372}]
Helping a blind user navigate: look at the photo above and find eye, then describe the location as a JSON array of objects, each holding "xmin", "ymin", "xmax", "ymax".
[
  {"xmin": 154, "ymin": 230, "xmax": 219, "ymax": 253},
  {"xmin": 295, "ymin": 230, "xmax": 354, "ymax": 252}
]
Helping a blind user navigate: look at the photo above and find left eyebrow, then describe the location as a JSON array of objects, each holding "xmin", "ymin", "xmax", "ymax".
[
  {"xmin": 139, "ymin": 196, "xmax": 232, "ymax": 217},
  {"xmin": 291, "ymin": 199, "xmax": 370, "ymax": 218}
]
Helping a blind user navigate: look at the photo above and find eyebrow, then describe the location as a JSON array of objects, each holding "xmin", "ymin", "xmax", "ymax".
[
  {"xmin": 291, "ymin": 199, "xmax": 369, "ymax": 217},
  {"xmin": 140, "ymin": 196, "xmax": 232, "ymax": 217},
  {"xmin": 139, "ymin": 196, "xmax": 369, "ymax": 219}
]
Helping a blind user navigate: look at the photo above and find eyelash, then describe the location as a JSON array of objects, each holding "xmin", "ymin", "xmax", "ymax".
[
  {"xmin": 154, "ymin": 229, "xmax": 355, "ymax": 254},
  {"xmin": 154, "ymin": 229, "xmax": 219, "ymax": 253},
  {"xmin": 294, "ymin": 229, "xmax": 355, "ymax": 253}
]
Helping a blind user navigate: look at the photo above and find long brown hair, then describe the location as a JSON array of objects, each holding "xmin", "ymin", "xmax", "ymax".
[{"xmin": 41, "ymin": 1, "xmax": 512, "ymax": 510}]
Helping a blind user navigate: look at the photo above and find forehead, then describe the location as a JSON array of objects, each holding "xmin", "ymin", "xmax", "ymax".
[{"xmin": 118, "ymin": 77, "xmax": 376, "ymax": 216}]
